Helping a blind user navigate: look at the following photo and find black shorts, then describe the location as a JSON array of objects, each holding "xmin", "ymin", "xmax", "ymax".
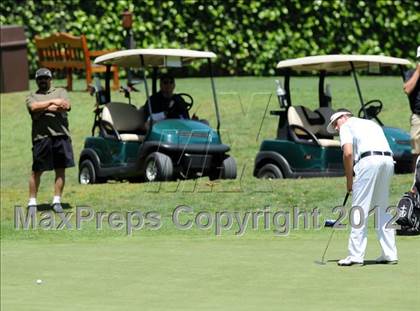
[{"xmin": 32, "ymin": 136, "xmax": 75, "ymax": 172}]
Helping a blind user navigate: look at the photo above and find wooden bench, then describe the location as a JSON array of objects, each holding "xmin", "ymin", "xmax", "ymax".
[{"xmin": 34, "ymin": 32, "xmax": 119, "ymax": 91}]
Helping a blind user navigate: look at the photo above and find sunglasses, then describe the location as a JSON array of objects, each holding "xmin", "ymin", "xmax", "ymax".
[
  {"xmin": 332, "ymin": 115, "xmax": 347, "ymax": 128},
  {"xmin": 36, "ymin": 76, "xmax": 51, "ymax": 81}
]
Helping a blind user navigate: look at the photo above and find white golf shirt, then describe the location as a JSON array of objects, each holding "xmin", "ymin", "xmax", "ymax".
[{"xmin": 338, "ymin": 117, "xmax": 392, "ymax": 163}]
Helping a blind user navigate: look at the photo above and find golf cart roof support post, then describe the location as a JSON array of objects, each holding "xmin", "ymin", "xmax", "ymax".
[
  {"xmin": 207, "ymin": 58, "xmax": 221, "ymax": 137},
  {"xmin": 105, "ymin": 65, "xmax": 111, "ymax": 103},
  {"xmin": 350, "ymin": 61, "xmax": 367, "ymax": 117},
  {"xmin": 319, "ymin": 70, "xmax": 326, "ymax": 107},
  {"xmin": 152, "ymin": 67, "xmax": 158, "ymax": 95},
  {"xmin": 398, "ymin": 65, "xmax": 406, "ymax": 81},
  {"xmin": 284, "ymin": 70, "xmax": 291, "ymax": 106},
  {"xmin": 140, "ymin": 55, "xmax": 153, "ymax": 126}
]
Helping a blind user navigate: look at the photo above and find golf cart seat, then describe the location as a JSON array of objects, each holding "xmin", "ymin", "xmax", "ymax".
[
  {"xmin": 288, "ymin": 106, "xmax": 340, "ymax": 147},
  {"xmin": 315, "ymin": 107, "xmax": 336, "ymax": 137},
  {"xmin": 101, "ymin": 102, "xmax": 147, "ymax": 142}
]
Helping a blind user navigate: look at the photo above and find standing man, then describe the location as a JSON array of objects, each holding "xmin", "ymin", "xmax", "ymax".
[
  {"xmin": 327, "ymin": 110, "xmax": 398, "ymax": 266},
  {"xmin": 26, "ymin": 68, "xmax": 74, "ymax": 213},
  {"xmin": 403, "ymin": 46, "xmax": 420, "ymax": 170}
]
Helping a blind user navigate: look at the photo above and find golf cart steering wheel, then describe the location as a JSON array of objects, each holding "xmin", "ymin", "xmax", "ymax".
[
  {"xmin": 176, "ymin": 93, "xmax": 194, "ymax": 111},
  {"xmin": 358, "ymin": 99, "xmax": 383, "ymax": 120}
]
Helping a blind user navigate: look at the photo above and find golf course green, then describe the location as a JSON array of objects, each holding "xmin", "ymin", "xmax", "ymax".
[{"xmin": 1, "ymin": 77, "xmax": 419, "ymax": 310}]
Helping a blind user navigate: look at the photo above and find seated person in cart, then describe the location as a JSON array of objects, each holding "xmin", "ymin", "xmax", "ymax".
[{"xmin": 143, "ymin": 74, "xmax": 192, "ymax": 122}]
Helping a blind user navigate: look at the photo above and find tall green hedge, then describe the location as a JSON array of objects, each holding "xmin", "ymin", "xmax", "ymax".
[{"xmin": 1, "ymin": 0, "xmax": 419, "ymax": 76}]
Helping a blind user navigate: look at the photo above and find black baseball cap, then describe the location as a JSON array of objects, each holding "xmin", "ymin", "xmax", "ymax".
[{"xmin": 160, "ymin": 73, "xmax": 174, "ymax": 82}]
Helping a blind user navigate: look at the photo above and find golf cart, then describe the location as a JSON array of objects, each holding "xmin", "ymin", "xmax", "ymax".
[
  {"xmin": 78, "ymin": 49, "xmax": 236, "ymax": 183},
  {"xmin": 254, "ymin": 55, "xmax": 412, "ymax": 179}
]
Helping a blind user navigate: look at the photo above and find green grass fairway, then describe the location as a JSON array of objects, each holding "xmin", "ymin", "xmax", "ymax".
[
  {"xmin": 2, "ymin": 235, "xmax": 419, "ymax": 311},
  {"xmin": 1, "ymin": 76, "xmax": 419, "ymax": 310}
]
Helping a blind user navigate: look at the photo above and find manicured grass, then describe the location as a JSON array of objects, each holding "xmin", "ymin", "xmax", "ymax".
[
  {"xmin": 1, "ymin": 76, "xmax": 418, "ymax": 310},
  {"xmin": 0, "ymin": 75, "xmax": 412, "ymax": 190},
  {"xmin": 2, "ymin": 235, "xmax": 419, "ymax": 311}
]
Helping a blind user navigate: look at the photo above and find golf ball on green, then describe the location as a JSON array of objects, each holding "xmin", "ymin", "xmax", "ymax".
[{"xmin": 36, "ymin": 279, "xmax": 42, "ymax": 285}]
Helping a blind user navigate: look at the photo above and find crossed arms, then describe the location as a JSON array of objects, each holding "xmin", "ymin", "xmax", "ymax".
[{"xmin": 29, "ymin": 98, "xmax": 71, "ymax": 113}]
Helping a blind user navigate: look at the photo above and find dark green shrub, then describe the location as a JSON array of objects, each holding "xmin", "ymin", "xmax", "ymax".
[{"xmin": 1, "ymin": 0, "xmax": 419, "ymax": 76}]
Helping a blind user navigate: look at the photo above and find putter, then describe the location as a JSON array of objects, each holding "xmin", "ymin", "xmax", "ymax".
[{"xmin": 315, "ymin": 192, "xmax": 350, "ymax": 265}]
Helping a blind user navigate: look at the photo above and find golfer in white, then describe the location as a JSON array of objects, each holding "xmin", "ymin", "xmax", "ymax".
[{"xmin": 327, "ymin": 110, "xmax": 398, "ymax": 266}]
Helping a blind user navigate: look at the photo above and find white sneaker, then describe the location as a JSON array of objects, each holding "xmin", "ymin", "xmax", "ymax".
[
  {"xmin": 375, "ymin": 256, "xmax": 398, "ymax": 265},
  {"xmin": 337, "ymin": 256, "xmax": 364, "ymax": 266}
]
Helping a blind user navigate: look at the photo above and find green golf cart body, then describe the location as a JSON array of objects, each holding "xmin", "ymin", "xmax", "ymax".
[
  {"xmin": 79, "ymin": 49, "xmax": 236, "ymax": 183},
  {"xmin": 254, "ymin": 54, "xmax": 412, "ymax": 179}
]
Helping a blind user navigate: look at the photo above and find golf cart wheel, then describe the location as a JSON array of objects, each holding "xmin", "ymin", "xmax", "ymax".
[
  {"xmin": 210, "ymin": 156, "xmax": 237, "ymax": 180},
  {"xmin": 221, "ymin": 156, "xmax": 237, "ymax": 179},
  {"xmin": 144, "ymin": 152, "xmax": 173, "ymax": 182},
  {"xmin": 79, "ymin": 159, "xmax": 98, "ymax": 184},
  {"xmin": 257, "ymin": 163, "xmax": 283, "ymax": 179}
]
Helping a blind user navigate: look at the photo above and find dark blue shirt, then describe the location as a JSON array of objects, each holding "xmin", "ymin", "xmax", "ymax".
[
  {"xmin": 404, "ymin": 69, "xmax": 420, "ymax": 114},
  {"xmin": 143, "ymin": 91, "xmax": 189, "ymax": 121}
]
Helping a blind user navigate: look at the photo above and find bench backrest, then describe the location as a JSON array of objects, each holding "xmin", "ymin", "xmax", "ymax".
[{"xmin": 34, "ymin": 32, "xmax": 90, "ymax": 71}]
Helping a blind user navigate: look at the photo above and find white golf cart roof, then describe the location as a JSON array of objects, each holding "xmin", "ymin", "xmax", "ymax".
[
  {"xmin": 95, "ymin": 48, "xmax": 216, "ymax": 68},
  {"xmin": 276, "ymin": 54, "xmax": 410, "ymax": 72}
]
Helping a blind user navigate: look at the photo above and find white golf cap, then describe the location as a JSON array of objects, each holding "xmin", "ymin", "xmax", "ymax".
[
  {"xmin": 327, "ymin": 110, "xmax": 353, "ymax": 134},
  {"xmin": 35, "ymin": 68, "xmax": 52, "ymax": 79},
  {"xmin": 417, "ymin": 46, "xmax": 420, "ymax": 59}
]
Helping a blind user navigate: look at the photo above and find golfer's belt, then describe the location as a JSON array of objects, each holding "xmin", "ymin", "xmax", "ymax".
[{"xmin": 356, "ymin": 151, "xmax": 393, "ymax": 164}]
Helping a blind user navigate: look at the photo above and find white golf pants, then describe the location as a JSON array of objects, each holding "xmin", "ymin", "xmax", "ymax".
[{"xmin": 348, "ymin": 156, "xmax": 398, "ymax": 261}]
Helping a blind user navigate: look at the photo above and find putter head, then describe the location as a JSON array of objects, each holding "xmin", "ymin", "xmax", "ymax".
[
  {"xmin": 324, "ymin": 219, "xmax": 336, "ymax": 227},
  {"xmin": 314, "ymin": 260, "xmax": 327, "ymax": 265}
]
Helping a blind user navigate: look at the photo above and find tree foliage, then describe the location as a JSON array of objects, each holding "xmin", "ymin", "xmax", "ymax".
[{"xmin": 1, "ymin": 0, "xmax": 419, "ymax": 76}]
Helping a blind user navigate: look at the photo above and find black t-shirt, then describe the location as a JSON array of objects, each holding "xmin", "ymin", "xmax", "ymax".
[
  {"xmin": 143, "ymin": 91, "xmax": 189, "ymax": 121},
  {"xmin": 416, "ymin": 157, "xmax": 420, "ymax": 192},
  {"xmin": 404, "ymin": 69, "xmax": 420, "ymax": 114}
]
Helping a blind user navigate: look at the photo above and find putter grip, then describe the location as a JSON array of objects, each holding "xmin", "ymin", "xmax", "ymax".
[{"xmin": 343, "ymin": 192, "xmax": 350, "ymax": 206}]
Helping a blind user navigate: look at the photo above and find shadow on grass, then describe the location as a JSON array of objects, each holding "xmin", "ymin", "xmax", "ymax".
[
  {"xmin": 37, "ymin": 203, "xmax": 72, "ymax": 211},
  {"xmin": 314, "ymin": 259, "xmax": 398, "ymax": 266}
]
